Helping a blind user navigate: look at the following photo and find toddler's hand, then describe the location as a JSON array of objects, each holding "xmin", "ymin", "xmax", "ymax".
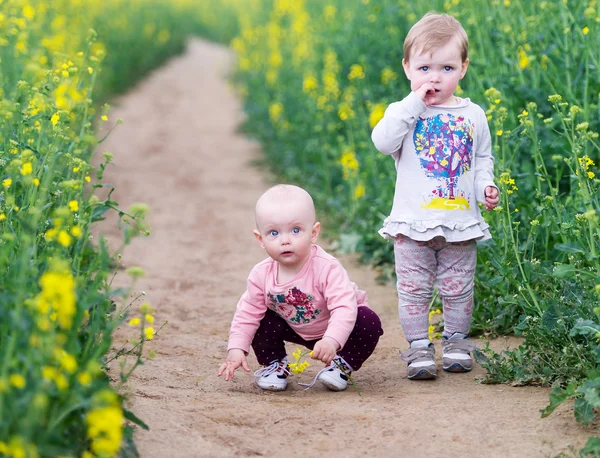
[
  {"xmin": 484, "ymin": 186, "xmax": 500, "ymax": 211},
  {"xmin": 414, "ymin": 83, "xmax": 436, "ymax": 106},
  {"xmin": 310, "ymin": 337, "xmax": 339, "ymax": 365},
  {"xmin": 217, "ymin": 349, "xmax": 250, "ymax": 381}
]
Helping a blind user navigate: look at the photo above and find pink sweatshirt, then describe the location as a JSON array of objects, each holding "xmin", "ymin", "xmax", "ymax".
[{"xmin": 227, "ymin": 245, "xmax": 367, "ymax": 353}]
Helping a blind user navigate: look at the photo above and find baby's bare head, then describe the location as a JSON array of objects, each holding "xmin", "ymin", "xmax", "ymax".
[{"xmin": 255, "ymin": 184, "xmax": 316, "ymax": 233}]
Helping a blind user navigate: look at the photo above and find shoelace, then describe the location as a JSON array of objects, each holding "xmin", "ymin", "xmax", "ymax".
[
  {"xmin": 253, "ymin": 359, "xmax": 290, "ymax": 378},
  {"xmin": 298, "ymin": 356, "xmax": 352, "ymax": 390}
]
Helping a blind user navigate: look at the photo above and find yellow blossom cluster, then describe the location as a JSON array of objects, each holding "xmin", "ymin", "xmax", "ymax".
[
  {"xmin": 289, "ymin": 348, "xmax": 311, "ymax": 374},
  {"xmin": 428, "ymin": 309, "xmax": 443, "ymax": 341},
  {"xmin": 578, "ymin": 155, "xmax": 596, "ymax": 180},
  {"xmin": 339, "ymin": 148, "xmax": 359, "ymax": 180},
  {"xmin": 499, "ymin": 171, "xmax": 519, "ymax": 194},
  {"xmin": 86, "ymin": 390, "xmax": 124, "ymax": 456}
]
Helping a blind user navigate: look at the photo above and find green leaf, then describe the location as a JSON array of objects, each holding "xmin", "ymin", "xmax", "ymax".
[
  {"xmin": 570, "ymin": 319, "xmax": 600, "ymax": 338},
  {"xmin": 91, "ymin": 205, "xmax": 111, "ymax": 222},
  {"xmin": 574, "ymin": 398, "xmax": 596, "ymax": 425},
  {"xmin": 485, "ymin": 276, "xmax": 505, "ymax": 287},
  {"xmin": 123, "ymin": 408, "xmax": 149, "ymax": 430},
  {"xmin": 579, "ymin": 379, "xmax": 600, "ymax": 408},
  {"xmin": 554, "ymin": 242, "xmax": 586, "ymax": 254},
  {"xmin": 540, "ymin": 386, "xmax": 570, "ymax": 418},
  {"xmin": 581, "ymin": 437, "xmax": 600, "ymax": 457},
  {"xmin": 552, "ymin": 264, "xmax": 576, "ymax": 278}
]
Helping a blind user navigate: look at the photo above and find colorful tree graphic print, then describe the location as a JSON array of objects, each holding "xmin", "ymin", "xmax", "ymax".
[{"xmin": 413, "ymin": 113, "xmax": 474, "ymax": 210}]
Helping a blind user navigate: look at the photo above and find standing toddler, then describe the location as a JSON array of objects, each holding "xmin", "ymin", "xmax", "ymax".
[{"xmin": 371, "ymin": 12, "xmax": 499, "ymax": 380}]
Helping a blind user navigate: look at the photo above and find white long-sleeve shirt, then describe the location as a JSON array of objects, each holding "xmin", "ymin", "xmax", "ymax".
[{"xmin": 371, "ymin": 92, "xmax": 497, "ymax": 242}]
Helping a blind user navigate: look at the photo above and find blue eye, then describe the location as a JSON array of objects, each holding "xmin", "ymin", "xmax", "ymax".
[
  {"xmin": 292, "ymin": 227, "xmax": 301, "ymax": 234},
  {"xmin": 269, "ymin": 230, "xmax": 279, "ymax": 236},
  {"xmin": 419, "ymin": 66, "xmax": 429, "ymax": 72},
  {"xmin": 444, "ymin": 66, "xmax": 453, "ymax": 72}
]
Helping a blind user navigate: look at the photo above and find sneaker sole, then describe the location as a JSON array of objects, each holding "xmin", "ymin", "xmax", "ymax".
[
  {"xmin": 255, "ymin": 382, "xmax": 288, "ymax": 391},
  {"xmin": 319, "ymin": 379, "xmax": 347, "ymax": 391},
  {"xmin": 318, "ymin": 376, "xmax": 348, "ymax": 391},
  {"xmin": 443, "ymin": 362, "xmax": 472, "ymax": 373},
  {"xmin": 407, "ymin": 368, "xmax": 437, "ymax": 380}
]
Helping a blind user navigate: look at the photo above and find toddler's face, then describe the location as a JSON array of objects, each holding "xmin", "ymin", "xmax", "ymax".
[
  {"xmin": 254, "ymin": 199, "xmax": 319, "ymax": 274},
  {"xmin": 403, "ymin": 38, "xmax": 468, "ymax": 106}
]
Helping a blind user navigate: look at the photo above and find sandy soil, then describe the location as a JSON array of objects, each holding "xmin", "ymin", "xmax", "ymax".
[{"xmin": 95, "ymin": 39, "xmax": 592, "ymax": 458}]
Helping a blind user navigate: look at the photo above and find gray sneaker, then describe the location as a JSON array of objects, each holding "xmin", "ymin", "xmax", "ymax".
[
  {"xmin": 441, "ymin": 334, "xmax": 476, "ymax": 372},
  {"xmin": 400, "ymin": 344, "xmax": 437, "ymax": 380}
]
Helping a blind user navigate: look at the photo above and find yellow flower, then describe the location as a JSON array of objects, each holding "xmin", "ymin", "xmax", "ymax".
[
  {"xmin": 339, "ymin": 148, "xmax": 359, "ymax": 179},
  {"xmin": 60, "ymin": 351, "xmax": 78, "ymax": 374},
  {"xmin": 302, "ymin": 74, "xmax": 318, "ymax": 93},
  {"xmin": 57, "ymin": 230, "xmax": 72, "ymax": 247},
  {"xmin": 368, "ymin": 103, "xmax": 385, "ymax": 129},
  {"xmin": 20, "ymin": 162, "xmax": 32, "ymax": 176},
  {"xmin": 78, "ymin": 371, "xmax": 92, "ymax": 386},
  {"xmin": 129, "ymin": 317, "xmax": 141, "ymax": 327},
  {"xmin": 68, "ymin": 200, "xmax": 79, "ymax": 212},
  {"xmin": 85, "ymin": 176, "xmax": 91, "ymax": 183},
  {"xmin": 380, "ymin": 67, "xmax": 398, "ymax": 85},
  {"xmin": 9, "ymin": 374, "xmax": 26, "ymax": 389},
  {"xmin": 145, "ymin": 327, "xmax": 155, "ymax": 340},
  {"xmin": 37, "ymin": 270, "xmax": 76, "ymax": 330},
  {"xmin": 71, "ymin": 226, "xmax": 82, "ymax": 237},
  {"xmin": 0, "ymin": 214, "xmax": 6, "ymax": 221},
  {"xmin": 86, "ymin": 405, "xmax": 123, "ymax": 456},
  {"xmin": 51, "ymin": 113, "xmax": 60, "ymax": 126},
  {"xmin": 145, "ymin": 314, "xmax": 155, "ymax": 324},
  {"xmin": 496, "ymin": 130, "xmax": 503, "ymax": 136},
  {"xmin": 583, "ymin": 26, "xmax": 590, "ymax": 35},
  {"xmin": 338, "ymin": 103, "xmax": 355, "ymax": 121},
  {"xmin": 354, "ymin": 182, "xmax": 366, "ymax": 200},
  {"xmin": 54, "ymin": 372, "xmax": 69, "ymax": 391},
  {"xmin": 518, "ymin": 46, "xmax": 530, "ymax": 70},
  {"xmin": 33, "ymin": 178, "xmax": 40, "ymax": 186},
  {"xmin": 269, "ymin": 102, "xmax": 283, "ymax": 123},
  {"xmin": 348, "ymin": 64, "xmax": 365, "ymax": 80},
  {"xmin": 2, "ymin": 178, "xmax": 12, "ymax": 188},
  {"xmin": 101, "ymin": 115, "xmax": 108, "ymax": 121}
]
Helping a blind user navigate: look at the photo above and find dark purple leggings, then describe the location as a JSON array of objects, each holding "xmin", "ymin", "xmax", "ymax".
[{"xmin": 251, "ymin": 307, "xmax": 384, "ymax": 371}]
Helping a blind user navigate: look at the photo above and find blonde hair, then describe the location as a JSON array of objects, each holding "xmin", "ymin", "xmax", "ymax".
[{"xmin": 403, "ymin": 12, "xmax": 468, "ymax": 63}]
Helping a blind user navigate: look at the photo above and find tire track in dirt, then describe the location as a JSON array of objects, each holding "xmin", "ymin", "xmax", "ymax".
[{"xmin": 97, "ymin": 39, "xmax": 590, "ymax": 458}]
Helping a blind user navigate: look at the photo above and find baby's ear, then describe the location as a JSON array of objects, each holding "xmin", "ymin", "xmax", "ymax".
[
  {"xmin": 311, "ymin": 222, "xmax": 321, "ymax": 242},
  {"xmin": 253, "ymin": 230, "xmax": 265, "ymax": 248},
  {"xmin": 460, "ymin": 58, "xmax": 470, "ymax": 79}
]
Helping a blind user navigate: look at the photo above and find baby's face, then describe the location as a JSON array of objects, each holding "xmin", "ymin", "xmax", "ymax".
[
  {"xmin": 403, "ymin": 37, "xmax": 468, "ymax": 105},
  {"xmin": 255, "ymin": 200, "xmax": 317, "ymax": 273}
]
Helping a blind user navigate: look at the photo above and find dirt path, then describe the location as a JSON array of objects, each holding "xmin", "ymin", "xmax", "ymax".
[{"xmin": 97, "ymin": 39, "xmax": 590, "ymax": 458}]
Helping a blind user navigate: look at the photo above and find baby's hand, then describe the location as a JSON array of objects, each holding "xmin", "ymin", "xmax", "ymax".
[
  {"xmin": 310, "ymin": 337, "xmax": 339, "ymax": 365},
  {"xmin": 217, "ymin": 349, "xmax": 250, "ymax": 381},
  {"xmin": 414, "ymin": 83, "xmax": 436, "ymax": 106},
  {"xmin": 484, "ymin": 186, "xmax": 500, "ymax": 211}
]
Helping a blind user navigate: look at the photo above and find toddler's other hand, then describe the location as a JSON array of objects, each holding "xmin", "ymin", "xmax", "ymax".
[
  {"xmin": 217, "ymin": 349, "xmax": 250, "ymax": 381},
  {"xmin": 310, "ymin": 337, "xmax": 339, "ymax": 365},
  {"xmin": 414, "ymin": 83, "xmax": 436, "ymax": 106},
  {"xmin": 484, "ymin": 186, "xmax": 500, "ymax": 211}
]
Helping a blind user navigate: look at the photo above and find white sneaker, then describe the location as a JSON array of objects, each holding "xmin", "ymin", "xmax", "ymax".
[
  {"xmin": 254, "ymin": 359, "xmax": 290, "ymax": 391},
  {"xmin": 316, "ymin": 356, "xmax": 353, "ymax": 391}
]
